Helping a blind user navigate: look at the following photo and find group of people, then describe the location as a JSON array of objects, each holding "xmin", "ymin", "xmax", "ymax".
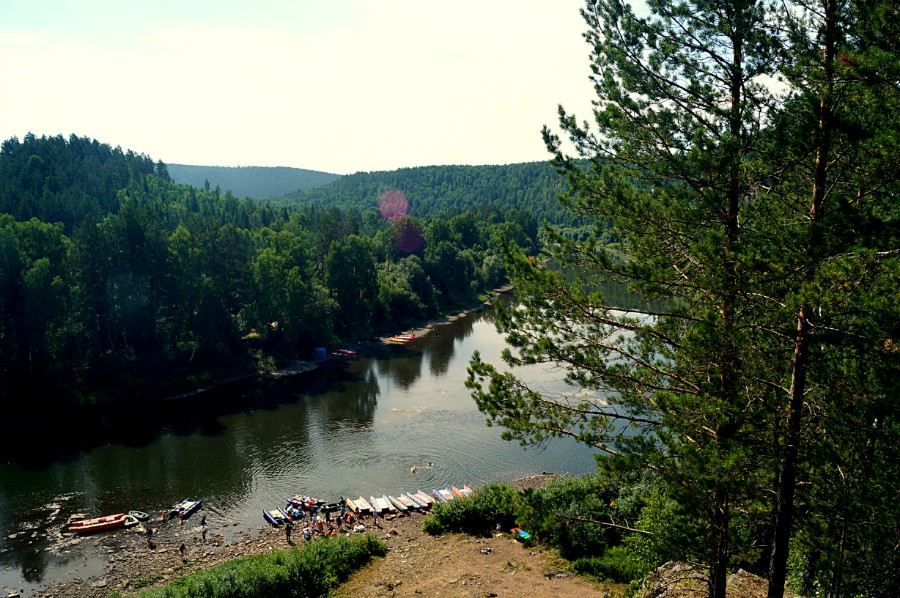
[{"xmin": 283, "ymin": 498, "xmax": 371, "ymax": 544}]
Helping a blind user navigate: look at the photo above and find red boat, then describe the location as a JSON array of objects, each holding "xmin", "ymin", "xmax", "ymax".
[{"xmin": 69, "ymin": 513, "xmax": 128, "ymax": 534}]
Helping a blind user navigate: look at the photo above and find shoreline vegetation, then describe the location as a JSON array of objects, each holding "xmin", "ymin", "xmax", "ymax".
[{"xmin": 163, "ymin": 284, "xmax": 513, "ymax": 401}]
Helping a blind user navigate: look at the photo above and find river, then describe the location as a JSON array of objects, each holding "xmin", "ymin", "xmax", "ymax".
[{"xmin": 0, "ymin": 297, "xmax": 600, "ymax": 595}]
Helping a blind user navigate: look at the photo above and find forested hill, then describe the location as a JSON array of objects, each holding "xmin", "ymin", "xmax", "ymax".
[
  {"xmin": 0, "ymin": 133, "xmax": 535, "ymax": 413},
  {"xmin": 272, "ymin": 162, "xmax": 583, "ymax": 228},
  {"xmin": 167, "ymin": 164, "xmax": 341, "ymax": 199}
]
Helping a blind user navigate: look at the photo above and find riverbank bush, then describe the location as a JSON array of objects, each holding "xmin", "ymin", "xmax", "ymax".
[
  {"xmin": 127, "ymin": 533, "xmax": 386, "ymax": 598},
  {"xmin": 423, "ymin": 482, "xmax": 520, "ymax": 535},
  {"xmin": 423, "ymin": 473, "xmax": 676, "ymax": 589}
]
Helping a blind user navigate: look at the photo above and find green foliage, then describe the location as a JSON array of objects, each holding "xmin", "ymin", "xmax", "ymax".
[
  {"xmin": 134, "ymin": 533, "xmax": 385, "ymax": 598},
  {"xmin": 272, "ymin": 162, "xmax": 587, "ymax": 232},
  {"xmin": 515, "ymin": 474, "xmax": 614, "ymax": 559},
  {"xmin": 422, "ymin": 483, "xmax": 520, "ymax": 536},
  {"xmin": 0, "ymin": 134, "xmax": 539, "ymax": 413}
]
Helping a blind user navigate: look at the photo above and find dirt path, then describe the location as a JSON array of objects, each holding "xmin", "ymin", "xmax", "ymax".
[{"xmin": 333, "ymin": 513, "xmax": 618, "ymax": 597}]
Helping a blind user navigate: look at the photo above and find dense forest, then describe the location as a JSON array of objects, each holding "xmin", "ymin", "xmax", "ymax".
[
  {"xmin": 272, "ymin": 162, "xmax": 593, "ymax": 235},
  {"xmin": 166, "ymin": 164, "xmax": 341, "ymax": 199},
  {"xmin": 0, "ymin": 133, "xmax": 541, "ymax": 415}
]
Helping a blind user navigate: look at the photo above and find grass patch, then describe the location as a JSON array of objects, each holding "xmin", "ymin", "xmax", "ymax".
[{"xmin": 127, "ymin": 533, "xmax": 385, "ymax": 598}]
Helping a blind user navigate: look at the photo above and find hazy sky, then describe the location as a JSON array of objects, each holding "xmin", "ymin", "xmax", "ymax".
[{"xmin": 0, "ymin": 0, "xmax": 596, "ymax": 174}]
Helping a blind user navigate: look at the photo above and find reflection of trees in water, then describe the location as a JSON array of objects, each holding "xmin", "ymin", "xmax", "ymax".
[{"xmin": 377, "ymin": 347, "xmax": 423, "ymax": 390}]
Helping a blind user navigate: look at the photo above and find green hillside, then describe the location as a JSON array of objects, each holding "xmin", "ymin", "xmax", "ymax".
[
  {"xmin": 271, "ymin": 162, "xmax": 586, "ymax": 228},
  {"xmin": 167, "ymin": 164, "xmax": 341, "ymax": 199}
]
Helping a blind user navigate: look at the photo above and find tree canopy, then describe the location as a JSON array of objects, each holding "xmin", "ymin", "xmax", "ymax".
[{"xmin": 467, "ymin": 1, "xmax": 900, "ymax": 596}]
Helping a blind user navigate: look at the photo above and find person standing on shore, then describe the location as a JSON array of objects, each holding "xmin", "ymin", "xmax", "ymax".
[{"xmin": 179, "ymin": 542, "xmax": 186, "ymax": 563}]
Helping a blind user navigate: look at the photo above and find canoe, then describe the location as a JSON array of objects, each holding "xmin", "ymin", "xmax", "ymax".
[
  {"xmin": 355, "ymin": 496, "xmax": 373, "ymax": 513},
  {"xmin": 433, "ymin": 488, "xmax": 454, "ymax": 503},
  {"xmin": 394, "ymin": 494, "xmax": 417, "ymax": 510},
  {"xmin": 128, "ymin": 510, "xmax": 150, "ymax": 522},
  {"xmin": 380, "ymin": 495, "xmax": 398, "ymax": 513},
  {"xmin": 388, "ymin": 334, "xmax": 415, "ymax": 343},
  {"xmin": 413, "ymin": 491, "xmax": 435, "ymax": 506},
  {"xmin": 386, "ymin": 495, "xmax": 407, "ymax": 512},
  {"xmin": 69, "ymin": 513, "xmax": 127, "ymax": 534},
  {"xmin": 369, "ymin": 496, "xmax": 382, "ymax": 514},
  {"xmin": 401, "ymin": 493, "xmax": 424, "ymax": 509}
]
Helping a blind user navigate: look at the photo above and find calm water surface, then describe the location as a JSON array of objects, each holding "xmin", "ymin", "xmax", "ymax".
[{"xmin": 0, "ymin": 300, "xmax": 599, "ymax": 594}]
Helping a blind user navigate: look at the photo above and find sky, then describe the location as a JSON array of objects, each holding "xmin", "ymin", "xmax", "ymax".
[{"xmin": 0, "ymin": 0, "xmax": 596, "ymax": 175}]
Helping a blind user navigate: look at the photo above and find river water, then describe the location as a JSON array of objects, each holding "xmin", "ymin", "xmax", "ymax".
[{"xmin": 0, "ymin": 298, "xmax": 600, "ymax": 594}]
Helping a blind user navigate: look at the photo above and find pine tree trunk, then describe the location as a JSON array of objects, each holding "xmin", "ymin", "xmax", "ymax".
[{"xmin": 768, "ymin": 4, "xmax": 836, "ymax": 595}]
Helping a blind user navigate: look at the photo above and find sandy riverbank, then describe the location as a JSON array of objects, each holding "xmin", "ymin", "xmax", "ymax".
[{"xmin": 32, "ymin": 474, "xmax": 614, "ymax": 598}]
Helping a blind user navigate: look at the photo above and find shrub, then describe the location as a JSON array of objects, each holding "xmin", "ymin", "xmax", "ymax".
[
  {"xmin": 517, "ymin": 473, "xmax": 614, "ymax": 559},
  {"xmin": 135, "ymin": 533, "xmax": 386, "ymax": 597},
  {"xmin": 423, "ymin": 483, "xmax": 519, "ymax": 536}
]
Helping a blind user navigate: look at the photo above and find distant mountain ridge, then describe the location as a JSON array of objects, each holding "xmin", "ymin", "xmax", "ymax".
[
  {"xmin": 167, "ymin": 164, "xmax": 341, "ymax": 199},
  {"xmin": 270, "ymin": 162, "xmax": 584, "ymax": 228}
]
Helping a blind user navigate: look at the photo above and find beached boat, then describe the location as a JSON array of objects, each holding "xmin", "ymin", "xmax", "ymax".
[
  {"xmin": 384, "ymin": 495, "xmax": 404, "ymax": 512},
  {"xmin": 355, "ymin": 496, "xmax": 373, "ymax": 514},
  {"xmin": 69, "ymin": 513, "xmax": 127, "ymax": 534},
  {"xmin": 409, "ymin": 493, "xmax": 431, "ymax": 508},
  {"xmin": 433, "ymin": 488, "xmax": 454, "ymax": 503},
  {"xmin": 369, "ymin": 496, "xmax": 382, "ymax": 514},
  {"xmin": 286, "ymin": 495, "xmax": 325, "ymax": 510},
  {"xmin": 330, "ymin": 348, "xmax": 357, "ymax": 358},
  {"xmin": 394, "ymin": 494, "xmax": 417, "ymax": 510},
  {"xmin": 413, "ymin": 491, "xmax": 435, "ymax": 506},
  {"xmin": 344, "ymin": 498, "xmax": 359, "ymax": 513},
  {"xmin": 461, "ymin": 484, "xmax": 475, "ymax": 496},
  {"xmin": 451, "ymin": 486, "xmax": 466, "ymax": 498},
  {"xmin": 128, "ymin": 510, "xmax": 150, "ymax": 522},
  {"xmin": 388, "ymin": 334, "xmax": 415, "ymax": 343},
  {"xmin": 169, "ymin": 498, "xmax": 203, "ymax": 519},
  {"xmin": 262, "ymin": 508, "xmax": 289, "ymax": 527}
]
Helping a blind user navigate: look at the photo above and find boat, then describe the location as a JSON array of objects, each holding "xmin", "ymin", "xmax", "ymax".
[
  {"xmin": 123, "ymin": 515, "xmax": 141, "ymax": 528},
  {"xmin": 68, "ymin": 513, "xmax": 127, "ymax": 534},
  {"xmin": 433, "ymin": 488, "xmax": 454, "ymax": 503},
  {"xmin": 410, "ymin": 493, "xmax": 431, "ymax": 508},
  {"xmin": 287, "ymin": 495, "xmax": 325, "ymax": 510},
  {"xmin": 262, "ymin": 508, "xmax": 289, "ymax": 527},
  {"xmin": 344, "ymin": 498, "xmax": 359, "ymax": 513},
  {"xmin": 461, "ymin": 484, "xmax": 475, "ymax": 496},
  {"xmin": 451, "ymin": 486, "xmax": 465, "ymax": 498},
  {"xmin": 413, "ymin": 491, "xmax": 435, "ymax": 506},
  {"xmin": 384, "ymin": 495, "xmax": 404, "ymax": 512},
  {"xmin": 169, "ymin": 498, "xmax": 203, "ymax": 520},
  {"xmin": 394, "ymin": 494, "xmax": 417, "ymax": 510},
  {"xmin": 330, "ymin": 348, "xmax": 357, "ymax": 358},
  {"xmin": 320, "ymin": 502, "xmax": 343, "ymax": 513},
  {"xmin": 355, "ymin": 496, "xmax": 373, "ymax": 514},
  {"xmin": 388, "ymin": 334, "xmax": 415, "ymax": 343},
  {"xmin": 128, "ymin": 510, "xmax": 150, "ymax": 522}
]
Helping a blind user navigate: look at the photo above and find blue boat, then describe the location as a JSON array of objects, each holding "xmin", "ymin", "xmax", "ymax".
[
  {"xmin": 262, "ymin": 508, "xmax": 288, "ymax": 527},
  {"xmin": 169, "ymin": 497, "xmax": 203, "ymax": 520}
]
